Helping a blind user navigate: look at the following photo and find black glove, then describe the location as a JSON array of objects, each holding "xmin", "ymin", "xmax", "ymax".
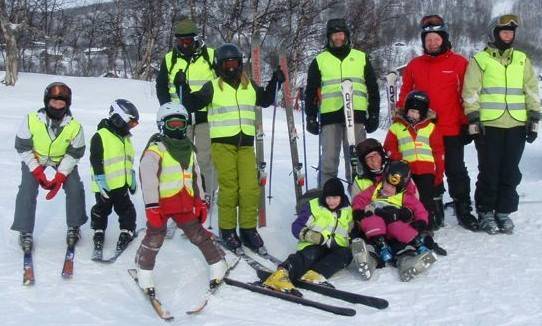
[
  {"xmin": 353, "ymin": 209, "xmax": 364, "ymax": 222},
  {"xmin": 364, "ymin": 114, "xmax": 379, "ymax": 133},
  {"xmin": 306, "ymin": 115, "xmax": 319, "ymax": 135},
  {"xmin": 272, "ymin": 67, "xmax": 286, "ymax": 85},
  {"xmin": 375, "ymin": 206, "xmax": 400, "ymax": 223},
  {"xmin": 461, "ymin": 124, "xmax": 473, "ymax": 145},
  {"xmin": 397, "ymin": 207, "xmax": 413, "ymax": 222},
  {"xmin": 466, "ymin": 112, "xmax": 484, "ymax": 143},
  {"xmin": 526, "ymin": 118, "xmax": 539, "ymax": 144},
  {"xmin": 410, "ymin": 220, "xmax": 428, "ymax": 232},
  {"xmin": 174, "ymin": 70, "xmax": 187, "ymax": 87}
]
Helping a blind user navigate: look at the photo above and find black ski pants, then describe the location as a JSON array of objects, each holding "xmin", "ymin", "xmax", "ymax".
[
  {"xmin": 411, "ymin": 173, "xmax": 436, "ymax": 215},
  {"xmin": 443, "ymin": 135, "xmax": 472, "ymax": 202},
  {"xmin": 474, "ymin": 126, "xmax": 526, "ymax": 214},
  {"xmin": 280, "ymin": 245, "xmax": 352, "ymax": 281},
  {"xmin": 91, "ymin": 187, "xmax": 136, "ymax": 232}
]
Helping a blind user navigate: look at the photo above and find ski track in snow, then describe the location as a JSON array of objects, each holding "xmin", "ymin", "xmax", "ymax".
[{"xmin": 1, "ymin": 73, "xmax": 542, "ymax": 325}]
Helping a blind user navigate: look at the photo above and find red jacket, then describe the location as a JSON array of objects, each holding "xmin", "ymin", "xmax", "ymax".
[
  {"xmin": 397, "ymin": 50, "xmax": 468, "ymax": 137},
  {"xmin": 384, "ymin": 115, "xmax": 445, "ymax": 185}
]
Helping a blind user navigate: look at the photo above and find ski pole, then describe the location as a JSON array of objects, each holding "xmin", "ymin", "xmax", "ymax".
[
  {"xmin": 267, "ymin": 81, "xmax": 280, "ymax": 204},
  {"xmin": 299, "ymin": 87, "xmax": 309, "ymax": 191}
]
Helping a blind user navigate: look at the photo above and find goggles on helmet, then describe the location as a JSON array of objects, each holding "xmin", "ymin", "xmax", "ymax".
[
  {"xmin": 496, "ymin": 14, "xmax": 519, "ymax": 27},
  {"xmin": 48, "ymin": 84, "xmax": 71, "ymax": 101},
  {"xmin": 420, "ymin": 15, "xmax": 448, "ymax": 32}
]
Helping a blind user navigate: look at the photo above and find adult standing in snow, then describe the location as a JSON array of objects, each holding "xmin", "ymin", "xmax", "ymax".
[
  {"xmin": 12, "ymin": 82, "xmax": 87, "ymax": 251},
  {"xmin": 304, "ymin": 18, "xmax": 380, "ymax": 186},
  {"xmin": 462, "ymin": 14, "xmax": 540, "ymax": 234},
  {"xmin": 397, "ymin": 15, "xmax": 478, "ymax": 232},
  {"xmin": 156, "ymin": 18, "xmax": 218, "ymax": 207},
  {"xmin": 179, "ymin": 43, "xmax": 284, "ymax": 252}
]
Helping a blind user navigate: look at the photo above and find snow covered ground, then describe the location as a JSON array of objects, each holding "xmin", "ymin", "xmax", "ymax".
[{"xmin": 1, "ymin": 72, "xmax": 541, "ymax": 325}]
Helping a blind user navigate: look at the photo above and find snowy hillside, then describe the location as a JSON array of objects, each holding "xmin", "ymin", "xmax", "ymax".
[{"xmin": 1, "ymin": 73, "xmax": 542, "ymax": 325}]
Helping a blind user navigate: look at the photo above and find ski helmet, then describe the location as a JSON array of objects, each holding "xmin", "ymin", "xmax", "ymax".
[
  {"xmin": 215, "ymin": 43, "xmax": 243, "ymax": 80},
  {"xmin": 356, "ymin": 138, "xmax": 388, "ymax": 174},
  {"xmin": 488, "ymin": 14, "xmax": 519, "ymax": 49},
  {"xmin": 174, "ymin": 18, "xmax": 203, "ymax": 57},
  {"xmin": 157, "ymin": 102, "xmax": 190, "ymax": 139},
  {"xmin": 419, "ymin": 15, "xmax": 451, "ymax": 55},
  {"xmin": 109, "ymin": 99, "xmax": 139, "ymax": 132},
  {"xmin": 326, "ymin": 18, "xmax": 350, "ymax": 47},
  {"xmin": 43, "ymin": 82, "xmax": 72, "ymax": 120},
  {"xmin": 383, "ymin": 160, "xmax": 411, "ymax": 193},
  {"xmin": 404, "ymin": 90, "xmax": 430, "ymax": 118}
]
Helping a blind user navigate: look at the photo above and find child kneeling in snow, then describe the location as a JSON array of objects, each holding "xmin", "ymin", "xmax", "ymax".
[
  {"xmin": 263, "ymin": 178, "xmax": 354, "ymax": 294},
  {"xmin": 352, "ymin": 160, "xmax": 437, "ymax": 282},
  {"xmin": 134, "ymin": 102, "xmax": 227, "ymax": 292}
]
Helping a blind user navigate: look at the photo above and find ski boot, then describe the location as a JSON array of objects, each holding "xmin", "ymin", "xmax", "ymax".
[
  {"xmin": 19, "ymin": 232, "xmax": 33, "ymax": 253},
  {"xmin": 93, "ymin": 230, "xmax": 105, "ymax": 251},
  {"xmin": 478, "ymin": 211, "xmax": 499, "ymax": 235},
  {"xmin": 137, "ymin": 268, "xmax": 155, "ymax": 294},
  {"xmin": 300, "ymin": 270, "xmax": 334, "ymax": 288},
  {"xmin": 351, "ymin": 237, "xmax": 378, "ymax": 280},
  {"xmin": 397, "ymin": 236, "xmax": 437, "ymax": 282},
  {"xmin": 116, "ymin": 229, "xmax": 134, "ymax": 251},
  {"xmin": 239, "ymin": 228, "xmax": 266, "ymax": 254},
  {"xmin": 66, "ymin": 226, "xmax": 80, "ymax": 247},
  {"xmin": 209, "ymin": 259, "xmax": 228, "ymax": 288},
  {"xmin": 454, "ymin": 200, "xmax": 479, "ymax": 231},
  {"xmin": 495, "ymin": 213, "xmax": 514, "ymax": 234},
  {"xmin": 373, "ymin": 236, "xmax": 393, "ymax": 264},
  {"xmin": 263, "ymin": 268, "xmax": 300, "ymax": 296},
  {"xmin": 220, "ymin": 228, "xmax": 242, "ymax": 253}
]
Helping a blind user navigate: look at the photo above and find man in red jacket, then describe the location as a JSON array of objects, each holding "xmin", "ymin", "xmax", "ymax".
[{"xmin": 397, "ymin": 15, "xmax": 478, "ymax": 231}]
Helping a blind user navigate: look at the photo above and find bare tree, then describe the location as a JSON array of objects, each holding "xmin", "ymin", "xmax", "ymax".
[{"xmin": 0, "ymin": 0, "xmax": 26, "ymax": 85}]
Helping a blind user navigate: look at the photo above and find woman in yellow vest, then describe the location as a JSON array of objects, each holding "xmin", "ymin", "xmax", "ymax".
[
  {"xmin": 134, "ymin": 102, "xmax": 227, "ymax": 292},
  {"xmin": 12, "ymin": 82, "xmax": 87, "ymax": 254},
  {"xmin": 179, "ymin": 43, "xmax": 284, "ymax": 252},
  {"xmin": 384, "ymin": 91, "xmax": 445, "ymax": 231},
  {"xmin": 463, "ymin": 14, "xmax": 540, "ymax": 235},
  {"xmin": 262, "ymin": 178, "xmax": 353, "ymax": 293},
  {"xmin": 352, "ymin": 161, "xmax": 437, "ymax": 282},
  {"xmin": 90, "ymin": 99, "xmax": 139, "ymax": 259}
]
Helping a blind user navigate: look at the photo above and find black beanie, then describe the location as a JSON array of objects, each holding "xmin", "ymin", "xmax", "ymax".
[{"xmin": 322, "ymin": 178, "xmax": 345, "ymax": 197}]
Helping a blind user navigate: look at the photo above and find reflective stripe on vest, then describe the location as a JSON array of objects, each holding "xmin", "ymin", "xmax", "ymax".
[
  {"xmin": 389, "ymin": 122, "xmax": 435, "ymax": 163},
  {"xmin": 315, "ymin": 49, "xmax": 368, "ymax": 114},
  {"xmin": 354, "ymin": 176, "xmax": 374, "ymax": 192},
  {"xmin": 165, "ymin": 48, "xmax": 216, "ymax": 108},
  {"xmin": 371, "ymin": 182, "xmax": 404, "ymax": 208},
  {"xmin": 91, "ymin": 128, "xmax": 134, "ymax": 192},
  {"xmin": 208, "ymin": 78, "xmax": 257, "ymax": 138},
  {"xmin": 474, "ymin": 49, "xmax": 527, "ymax": 122},
  {"xmin": 28, "ymin": 112, "xmax": 81, "ymax": 165},
  {"xmin": 297, "ymin": 198, "xmax": 353, "ymax": 250},
  {"xmin": 147, "ymin": 142, "xmax": 194, "ymax": 198}
]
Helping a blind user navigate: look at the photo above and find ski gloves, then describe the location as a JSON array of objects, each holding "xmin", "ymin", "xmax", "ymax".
[
  {"xmin": 174, "ymin": 70, "xmax": 187, "ymax": 88},
  {"xmin": 194, "ymin": 197, "xmax": 208, "ymax": 224},
  {"xmin": 45, "ymin": 172, "xmax": 66, "ymax": 200},
  {"xmin": 466, "ymin": 112, "xmax": 484, "ymax": 143},
  {"xmin": 94, "ymin": 174, "xmax": 111, "ymax": 199},
  {"xmin": 365, "ymin": 113, "xmax": 379, "ymax": 133},
  {"xmin": 374, "ymin": 206, "xmax": 413, "ymax": 224},
  {"xmin": 526, "ymin": 111, "xmax": 540, "ymax": 144},
  {"xmin": 32, "ymin": 166, "xmax": 52, "ymax": 190},
  {"xmin": 299, "ymin": 226, "xmax": 324, "ymax": 245},
  {"xmin": 306, "ymin": 115, "xmax": 319, "ymax": 135},
  {"xmin": 271, "ymin": 67, "xmax": 286, "ymax": 85}
]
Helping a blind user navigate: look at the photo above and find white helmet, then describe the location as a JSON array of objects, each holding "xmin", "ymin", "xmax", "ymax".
[{"xmin": 156, "ymin": 102, "xmax": 189, "ymax": 131}]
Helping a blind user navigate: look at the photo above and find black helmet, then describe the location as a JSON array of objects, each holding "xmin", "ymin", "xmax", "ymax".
[
  {"xmin": 109, "ymin": 99, "xmax": 139, "ymax": 133},
  {"xmin": 356, "ymin": 138, "xmax": 388, "ymax": 174},
  {"xmin": 326, "ymin": 18, "xmax": 350, "ymax": 37},
  {"xmin": 405, "ymin": 90, "xmax": 430, "ymax": 118},
  {"xmin": 383, "ymin": 160, "xmax": 411, "ymax": 193},
  {"xmin": 43, "ymin": 82, "xmax": 72, "ymax": 120},
  {"xmin": 215, "ymin": 43, "xmax": 243, "ymax": 80}
]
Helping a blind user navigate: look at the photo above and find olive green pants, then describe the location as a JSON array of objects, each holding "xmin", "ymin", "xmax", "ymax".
[{"xmin": 211, "ymin": 143, "xmax": 260, "ymax": 229}]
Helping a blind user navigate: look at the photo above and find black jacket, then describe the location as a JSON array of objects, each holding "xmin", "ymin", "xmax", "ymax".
[{"xmin": 305, "ymin": 46, "xmax": 380, "ymax": 126}]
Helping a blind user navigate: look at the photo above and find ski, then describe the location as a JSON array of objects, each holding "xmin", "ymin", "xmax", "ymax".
[
  {"xmin": 280, "ymin": 55, "xmax": 304, "ymax": 203},
  {"xmin": 210, "ymin": 231, "xmax": 273, "ymax": 272},
  {"xmin": 383, "ymin": 71, "xmax": 399, "ymax": 129},
  {"xmin": 341, "ymin": 79, "xmax": 359, "ymax": 181},
  {"xmin": 61, "ymin": 245, "xmax": 75, "ymax": 279},
  {"xmin": 251, "ymin": 36, "xmax": 267, "ymax": 227},
  {"xmin": 223, "ymin": 277, "xmax": 356, "ymax": 316},
  {"xmin": 127, "ymin": 269, "xmax": 174, "ymax": 321},
  {"xmin": 94, "ymin": 228, "xmax": 144, "ymax": 264},
  {"xmin": 242, "ymin": 245, "xmax": 282, "ymax": 266},
  {"xmin": 256, "ymin": 270, "xmax": 388, "ymax": 309},
  {"xmin": 23, "ymin": 250, "xmax": 35, "ymax": 286},
  {"xmin": 186, "ymin": 256, "xmax": 242, "ymax": 315}
]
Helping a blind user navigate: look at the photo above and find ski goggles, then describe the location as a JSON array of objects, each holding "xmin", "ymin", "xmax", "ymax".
[
  {"xmin": 164, "ymin": 117, "xmax": 187, "ymax": 131},
  {"xmin": 222, "ymin": 59, "xmax": 241, "ymax": 70},
  {"xmin": 48, "ymin": 84, "xmax": 71, "ymax": 101},
  {"xmin": 175, "ymin": 35, "xmax": 195, "ymax": 47},
  {"xmin": 420, "ymin": 15, "xmax": 448, "ymax": 32},
  {"xmin": 496, "ymin": 14, "xmax": 519, "ymax": 27},
  {"xmin": 127, "ymin": 119, "xmax": 139, "ymax": 128}
]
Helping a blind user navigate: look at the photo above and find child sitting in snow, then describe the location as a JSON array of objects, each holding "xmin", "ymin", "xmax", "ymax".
[
  {"xmin": 352, "ymin": 160, "xmax": 437, "ymax": 282},
  {"xmin": 262, "ymin": 178, "xmax": 353, "ymax": 294}
]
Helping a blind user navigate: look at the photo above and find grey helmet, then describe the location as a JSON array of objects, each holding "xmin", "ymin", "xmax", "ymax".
[{"xmin": 487, "ymin": 14, "xmax": 519, "ymax": 43}]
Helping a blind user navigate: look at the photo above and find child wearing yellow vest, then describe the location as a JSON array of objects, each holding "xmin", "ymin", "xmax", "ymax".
[{"xmin": 134, "ymin": 102, "xmax": 226, "ymax": 293}]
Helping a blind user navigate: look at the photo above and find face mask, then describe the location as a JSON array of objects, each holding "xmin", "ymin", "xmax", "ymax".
[{"xmin": 45, "ymin": 105, "xmax": 67, "ymax": 120}]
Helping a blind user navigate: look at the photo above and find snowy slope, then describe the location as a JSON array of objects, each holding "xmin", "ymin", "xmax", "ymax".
[{"xmin": 1, "ymin": 72, "xmax": 542, "ymax": 325}]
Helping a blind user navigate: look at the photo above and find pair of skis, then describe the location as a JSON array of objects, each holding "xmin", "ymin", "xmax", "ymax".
[
  {"xmin": 92, "ymin": 228, "xmax": 144, "ymax": 263},
  {"xmin": 22, "ymin": 243, "xmax": 77, "ymax": 285}
]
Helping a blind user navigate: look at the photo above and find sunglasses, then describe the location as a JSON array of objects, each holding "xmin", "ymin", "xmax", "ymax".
[
  {"xmin": 165, "ymin": 117, "xmax": 187, "ymax": 130},
  {"xmin": 496, "ymin": 14, "xmax": 519, "ymax": 27},
  {"xmin": 128, "ymin": 119, "xmax": 139, "ymax": 128},
  {"xmin": 175, "ymin": 35, "xmax": 197, "ymax": 47}
]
